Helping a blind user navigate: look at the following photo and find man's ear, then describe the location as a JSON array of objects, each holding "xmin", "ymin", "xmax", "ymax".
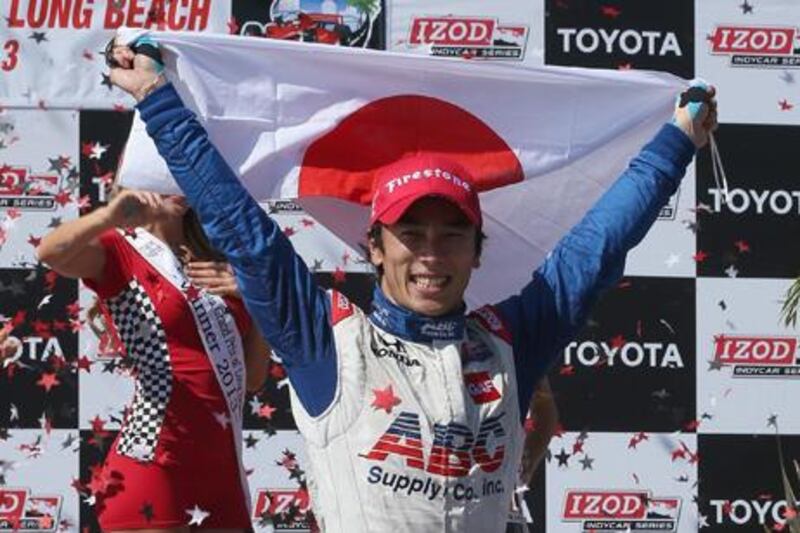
[{"xmin": 368, "ymin": 236, "xmax": 384, "ymax": 269}]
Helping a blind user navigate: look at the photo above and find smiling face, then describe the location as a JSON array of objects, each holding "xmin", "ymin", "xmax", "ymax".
[{"xmin": 369, "ymin": 197, "xmax": 480, "ymax": 317}]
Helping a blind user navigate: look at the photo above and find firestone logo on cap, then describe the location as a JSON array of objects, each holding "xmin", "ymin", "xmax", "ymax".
[{"xmin": 384, "ymin": 167, "xmax": 473, "ymax": 194}]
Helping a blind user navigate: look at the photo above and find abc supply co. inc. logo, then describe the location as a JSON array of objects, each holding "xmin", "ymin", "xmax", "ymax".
[
  {"xmin": 713, "ymin": 335, "xmax": 800, "ymax": 377},
  {"xmin": 708, "ymin": 25, "xmax": 800, "ymax": 68},
  {"xmin": 408, "ymin": 16, "xmax": 528, "ymax": 60},
  {"xmin": 0, "ymin": 164, "xmax": 62, "ymax": 210},
  {"xmin": 0, "ymin": 489, "xmax": 61, "ymax": 532},
  {"xmin": 563, "ymin": 490, "xmax": 682, "ymax": 532}
]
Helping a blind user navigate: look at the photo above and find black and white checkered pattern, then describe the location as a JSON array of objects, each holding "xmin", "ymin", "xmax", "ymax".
[{"xmin": 105, "ymin": 279, "xmax": 172, "ymax": 462}]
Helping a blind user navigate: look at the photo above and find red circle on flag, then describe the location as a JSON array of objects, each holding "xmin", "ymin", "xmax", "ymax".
[{"xmin": 298, "ymin": 94, "xmax": 524, "ymax": 205}]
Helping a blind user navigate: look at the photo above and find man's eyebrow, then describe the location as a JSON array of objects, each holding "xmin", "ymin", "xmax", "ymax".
[{"xmin": 396, "ymin": 219, "xmax": 471, "ymax": 229}]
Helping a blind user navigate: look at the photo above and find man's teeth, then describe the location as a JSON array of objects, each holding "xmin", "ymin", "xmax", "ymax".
[{"xmin": 414, "ymin": 276, "xmax": 447, "ymax": 289}]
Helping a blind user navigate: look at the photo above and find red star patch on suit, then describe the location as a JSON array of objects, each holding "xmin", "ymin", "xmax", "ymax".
[
  {"xmin": 27, "ymin": 234, "xmax": 42, "ymax": 247},
  {"xmin": 6, "ymin": 208, "xmax": 21, "ymax": 220},
  {"xmin": 559, "ymin": 364, "xmax": 575, "ymax": 376},
  {"xmin": 693, "ymin": 250, "xmax": 709, "ymax": 263},
  {"xmin": 283, "ymin": 226, "xmax": 296, "ymax": 237},
  {"xmin": 734, "ymin": 239, "xmax": 750, "ymax": 253},
  {"xmin": 80, "ymin": 141, "xmax": 94, "ymax": 157},
  {"xmin": 301, "ymin": 218, "xmax": 315, "ymax": 227},
  {"xmin": 36, "ymin": 372, "xmax": 60, "ymax": 392},
  {"xmin": 371, "ymin": 384, "xmax": 402, "ymax": 414},
  {"xmin": 779, "ymin": 99, "xmax": 794, "ymax": 111}
]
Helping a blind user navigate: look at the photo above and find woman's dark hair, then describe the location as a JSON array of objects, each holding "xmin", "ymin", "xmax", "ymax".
[{"xmin": 182, "ymin": 209, "xmax": 226, "ymax": 262}]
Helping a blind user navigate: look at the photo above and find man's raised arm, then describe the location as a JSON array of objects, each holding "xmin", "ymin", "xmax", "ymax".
[{"xmin": 494, "ymin": 84, "xmax": 717, "ymax": 413}]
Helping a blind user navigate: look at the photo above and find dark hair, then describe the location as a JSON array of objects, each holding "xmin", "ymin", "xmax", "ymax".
[
  {"xmin": 182, "ymin": 209, "xmax": 226, "ymax": 262},
  {"xmin": 366, "ymin": 223, "xmax": 486, "ymax": 278}
]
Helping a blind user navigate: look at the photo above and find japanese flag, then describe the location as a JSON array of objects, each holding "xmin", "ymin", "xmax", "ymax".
[{"xmin": 122, "ymin": 32, "xmax": 686, "ymax": 305}]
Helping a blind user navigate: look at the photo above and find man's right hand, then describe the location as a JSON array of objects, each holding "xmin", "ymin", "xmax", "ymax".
[{"xmin": 107, "ymin": 36, "xmax": 166, "ymax": 102}]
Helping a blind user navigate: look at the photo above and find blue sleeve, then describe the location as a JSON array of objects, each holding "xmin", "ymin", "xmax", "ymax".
[
  {"xmin": 494, "ymin": 124, "xmax": 696, "ymax": 416},
  {"xmin": 137, "ymin": 83, "xmax": 336, "ymax": 416}
]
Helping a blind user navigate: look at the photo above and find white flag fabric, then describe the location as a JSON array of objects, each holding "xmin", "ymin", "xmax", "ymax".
[{"xmin": 122, "ymin": 31, "xmax": 687, "ymax": 306}]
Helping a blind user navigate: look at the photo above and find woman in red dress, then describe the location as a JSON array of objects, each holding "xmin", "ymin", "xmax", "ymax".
[{"xmin": 35, "ymin": 187, "xmax": 269, "ymax": 532}]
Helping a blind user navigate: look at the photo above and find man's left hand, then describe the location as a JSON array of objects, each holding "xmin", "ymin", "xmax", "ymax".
[{"xmin": 673, "ymin": 81, "xmax": 718, "ymax": 149}]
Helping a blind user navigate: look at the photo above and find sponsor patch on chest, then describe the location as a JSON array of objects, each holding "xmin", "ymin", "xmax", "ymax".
[{"xmin": 464, "ymin": 371, "xmax": 501, "ymax": 404}]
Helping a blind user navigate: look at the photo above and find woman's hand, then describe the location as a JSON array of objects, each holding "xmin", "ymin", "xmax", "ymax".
[
  {"xmin": 186, "ymin": 260, "xmax": 240, "ymax": 298},
  {"xmin": 106, "ymin": 189, "xmax": 164, "ymax": 228}
]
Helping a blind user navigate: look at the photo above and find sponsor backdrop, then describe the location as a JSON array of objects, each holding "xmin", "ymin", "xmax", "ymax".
[{"xmin": 1, "ymin": 0, "xmax": 798, "ymax": 531}]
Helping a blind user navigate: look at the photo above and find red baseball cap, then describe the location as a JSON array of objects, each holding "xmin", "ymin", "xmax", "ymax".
[{"xmin": 369, "ymin": 154, "xmax": 482, "ymax": 228}]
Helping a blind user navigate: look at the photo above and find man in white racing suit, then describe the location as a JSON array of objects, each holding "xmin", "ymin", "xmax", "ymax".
[{"xmin": 107, "ymin": 40, "xmax": 717, "ymax": 532}]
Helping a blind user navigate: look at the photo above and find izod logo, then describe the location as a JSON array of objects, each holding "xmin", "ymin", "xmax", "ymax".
[
  {"xmin": 709, "ymin": 26, "xmax": 796, "ymax": 55},
  {"xmin": 562, "ymin": 490, "xmax": 682, "ymax": 531},
  {"xmin": 711, "ymin": 335, "xmax": 800, "ymax": 378},
  {"xmin": 409, "ymin": 18, "xmax": 495, "ymax": 46},
  {"xmin": 714, "ymin": 335, "xmax": 796, "ymax": 365},
  {"xmin": 706, "ymin": 25, "xmax": 800, "ymax": 67}
]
